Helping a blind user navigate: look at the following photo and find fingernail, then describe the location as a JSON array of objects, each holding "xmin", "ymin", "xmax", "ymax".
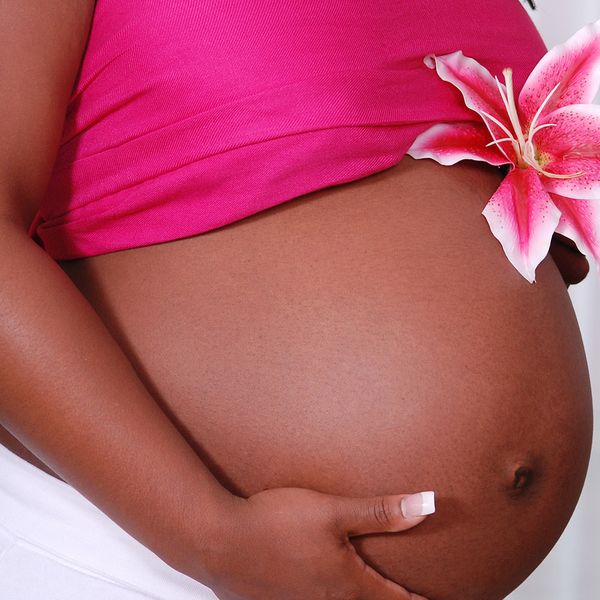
[{"xmin": 401, "ymin": 491, "xmax": 436, "ymax": 518}]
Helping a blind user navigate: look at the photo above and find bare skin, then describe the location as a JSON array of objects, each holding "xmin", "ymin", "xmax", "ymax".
[
  {"xmin": 2, "ymin": 4, "xmax": 435, "ymax": 600},
  {"xmin": 2, "ymin": 155, "xmax": 593, "ymax": 599}
]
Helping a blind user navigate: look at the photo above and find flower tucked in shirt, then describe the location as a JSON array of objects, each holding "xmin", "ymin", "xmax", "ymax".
[{"xmin": 407, "ymin": 19, "xmax": 600, "ymax": 283}]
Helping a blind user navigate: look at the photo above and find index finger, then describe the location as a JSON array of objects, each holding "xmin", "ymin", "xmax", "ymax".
[
  {"xmin": 345, "ymin": 542, "xmax": 429, "ymax": 600},
  {"xmin": 356, "ymin": 563, "xmax": 429, "ymax": 600}
]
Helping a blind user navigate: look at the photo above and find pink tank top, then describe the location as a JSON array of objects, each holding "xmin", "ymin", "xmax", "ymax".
[{"xmin": 27, "ymin": 0, "xmax": 548, "ymax": 260}]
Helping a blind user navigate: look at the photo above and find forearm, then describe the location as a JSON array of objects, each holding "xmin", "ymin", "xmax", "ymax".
[{"xmin": 0, "ymin": 219, "xmax": 231, "ymax": 582}]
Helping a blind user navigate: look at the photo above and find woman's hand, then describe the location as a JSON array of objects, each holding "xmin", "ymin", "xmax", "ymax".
[
  {"xmin": 206, "ymin": 487, "xmax": 434, "ymax": 600},
  {"xmin": 549, "ymin": 232, "xmax": 590, "ymax": 287}
]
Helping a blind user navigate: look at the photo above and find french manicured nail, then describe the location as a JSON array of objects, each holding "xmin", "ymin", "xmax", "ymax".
[{"xmin": 401, "ymin": 491, "xmax": 436, "ymax": 518}]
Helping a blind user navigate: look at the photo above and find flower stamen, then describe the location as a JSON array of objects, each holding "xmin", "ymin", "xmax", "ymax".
[
  {"xmin": 502, "ymin": 68, "xmax": 528, "ymax": 152},
  {"xmin": 486, "ymin": 137, "xmax": 514, "ymax": 147},
  {"xmin": 530, "ymin": 122, "xmax": 558, "ymax": 136},
  {"xmin": 534, "ymin": 166, "xmax": 585, "ymax": 179},
  {"xmin": 523, "ymin": 157, "xmax": 585, "ymax": 179},
  {"xmin": 486, "ymin": 73, "xmax": 583, "ymax": 181},
  {"xmin": 479, "ymin": 108, "xmax": 519, "ymax": 162},
  {"xmin": 527, "ymin": 81, "xmax": 562, "ymax": 143}
]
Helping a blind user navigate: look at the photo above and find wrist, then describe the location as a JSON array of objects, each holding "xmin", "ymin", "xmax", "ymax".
[{"xmin": 164, "ymin": 485, "xmax": 244, "ymax": 587}]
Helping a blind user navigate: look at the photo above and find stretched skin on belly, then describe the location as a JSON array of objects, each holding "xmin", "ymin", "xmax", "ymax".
[{"xmin": 55, "ymin": 156, "xmax": 593, "ymax": 600}]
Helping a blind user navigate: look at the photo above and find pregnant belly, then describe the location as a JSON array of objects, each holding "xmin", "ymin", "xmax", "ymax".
[{"xmin": 28, "ymin": 156, "xmax": 593, "ymax": 599}]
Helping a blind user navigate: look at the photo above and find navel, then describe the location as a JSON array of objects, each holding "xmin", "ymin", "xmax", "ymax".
[
  {"xmin": 512, "ymin": 465, "xmax": 534, "ymax": 491},
  {"xmin": 505, "ymin": 460, "xmax": 537, "ymax": 497}
]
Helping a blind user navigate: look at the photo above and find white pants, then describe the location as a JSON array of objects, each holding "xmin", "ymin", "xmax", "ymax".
[{"xmin": 0, "ymin": 443, "xmax": 219, "ymax": 599}]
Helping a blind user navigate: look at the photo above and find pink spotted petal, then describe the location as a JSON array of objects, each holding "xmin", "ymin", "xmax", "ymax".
[
  {"xmin": 549, "ymin": 192, "xmax": 600, "ymax": 264},
  {"xmin": 406, "ymin": 122, "xmax": 514, "ymax": 166},
  {"xmin": 481, "ymin": 167, "xmax": 562, "ymax": 283},
  {"xmin": 424, "ymin": 51, "xmax": 512, "ymax": 142},
  {"xmin": 518, "ymin": 18, "xmax": 600, "ymax": 127},
  {"xmin": 534, "ymin": 104, "xmax": 600, "ymax": 199},
  {"xmin": 541, "ymin": 156, "xmax": 600, "ymax": 200},
  {"xmin": 534, "ymin": 104, "xmax": 600, "ymax": 158}
]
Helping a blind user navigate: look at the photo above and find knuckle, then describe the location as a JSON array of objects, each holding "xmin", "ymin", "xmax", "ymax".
[{"xmin": 370, "ymin": 495, "xmax": 395, "ymax": 527}]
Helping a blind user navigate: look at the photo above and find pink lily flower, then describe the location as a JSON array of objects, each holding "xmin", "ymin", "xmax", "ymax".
[{"xmin": 407, "ymin": 19, "xmax": 600, "ymax": 283}]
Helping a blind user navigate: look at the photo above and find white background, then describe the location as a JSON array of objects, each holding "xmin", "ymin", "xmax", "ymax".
[{"xmin": 507, "ymin": 2, "xmax": 600, "ymax": 598}]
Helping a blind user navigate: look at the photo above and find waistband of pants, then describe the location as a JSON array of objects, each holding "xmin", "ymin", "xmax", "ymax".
[{"xmin": 0, "ymin": 443, "xmax": 217, "ymax": 600}]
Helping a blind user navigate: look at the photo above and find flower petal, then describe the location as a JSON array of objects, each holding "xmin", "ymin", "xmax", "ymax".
[
  {"xmin": 424, "ymin": 51, "xmax": 512, "ymax": 142},
  {"xmin": 549, "ymin": 192, "xmax": 600, "ymax": 264},
  {"xmin": 406, "ymin": 122, "xmax": 513, "ymax": 166},
  {"xmin": 541, "ymin": 157, "xmax": 600, "ymax": 200},
  {"xmin": 533, "ymin": 104, "xmax": 600, "ymax": 199},
  {"xmin": 534, "ymin": 104, "xmax": 600, "ymax": 158},
  {"xmin": 481, "ymin": 167, "xmax": 562, "ymax": 283},
  {"xmin": 518, "ymin": 18, "xmax": 600, "ymax": 127}
]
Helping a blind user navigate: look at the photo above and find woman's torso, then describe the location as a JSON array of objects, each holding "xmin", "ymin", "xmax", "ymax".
[
  {"xmin": 2, "ymin": 156, "xmax": 593, "ymax": 599},
  {"xmin": 5, "ymin": 1, "xmax": 594, "ymax": 598}
]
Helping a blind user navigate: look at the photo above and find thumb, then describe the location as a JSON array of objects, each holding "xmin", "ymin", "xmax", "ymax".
[{"xmin": 333, "ymin": 491, "xmax": 435, "ymax": 537}]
